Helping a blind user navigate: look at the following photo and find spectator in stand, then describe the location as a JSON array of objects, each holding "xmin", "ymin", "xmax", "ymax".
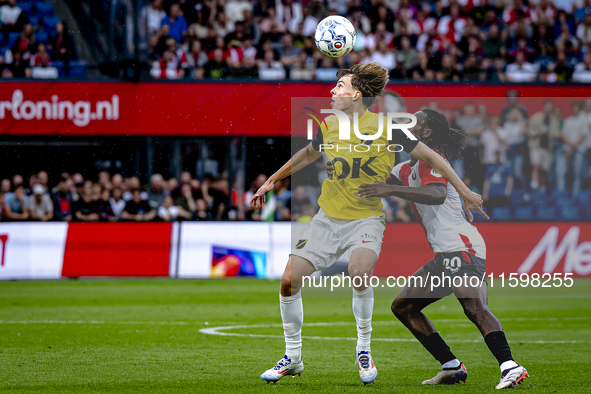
[
  {"xmin": 161, "ymin": 3, "xmax": 188, "ymax": 43},
  {"xmin": 3, "ymin": 184, "xmax": 28, "ymax": 221},
  {"xmin": 185, "ymin": 40, "xmax": 207, "ymax": 77},
  {"xmin": 456, "ymin": 102, "xmax": 486, "ymax": 188},
  {"xmin": 122, "ymin": 188, "xmax": 156, "ymax": 221},
  {"xmin": 110, "ymin": 187, "xmax": 126, "ymax": 219},
  {"xmin": 225, "ymin": 0, "xmax": 253, "ymax": 24},
  {"xmin": 278, "ymin": 34, "xmax": 300, "ymax": 69},
  {"xmin": 159, "ymin": 195, "xmax": 192, "ymax": 221},
  {"xmin": 290, "ymin": 51, "xmax": 315, "ymax": 80},
  {"xmin": 147, "ymin": 173, "xmax": 169, "ymax": 210},
  {"xmin": 506, "ymin": 52, "xmax": 536, "ymax": 82},
  {"xmin": 480, "ymin": 116, "xmax": 508, "ymax": 167},
  {"xmin": 48, "ymin": 21, "xmax": 76, "ymax": 73},
  {"xmin": 74, "ymin": 190, "xmax": 99, "ymax": 221},
  {"xmin": 504, "ymin": 107, "xmax": 529, "ymax": 189},
  {"xmin": 572, "ymin": 52, "xmax": 591, "ymax": 82},
  {"xmin": 556, "ymin": 102, "xmax": 590, "ymax": 195},
  {"xmin": 1, "ymin": 179, "xmax": 11, "ymax": 194},
  {"xmin": 370, "ymin": 40, "xmax": 395, "ymax": 71},
  {"xmin": 258, "ymin": 49, "xmax": 286, "ymax": 80},
  {"xmin": 316, "ymin": 57, "xmax": 339, "ymax": 81},
  {"xmin": 0, "ymin": 0, "xmax": 23, "ymax": 34},
  {"xmin": 145, "ymin": 0, "xmax": 166, "ymax": 35},
  {"xmin": 174, "ymin": 183, "xmax": 197, "ymax": 219},
  {"xmin": 31, "ymin": 43, "xmax": 58, "ymax": 79},
  {"xmin": 500, "ymin": 90, "xmax": 528, "ymax": 124},
  {"xmin": 96, "ymin": 188, "xmax": 117, "ymax": 221},
  {"xmin": 482, "ymin": 150, "xmax": 514, "ymax": 211},
  {"xmin": 27, "ymin": 185, "xmax": 53, "ymax": 221},
  {"xmin": 528, "ymin": 100, "xmax": 561, "ymax": 190},
  {"xmin": 37, "ymin": 171, "xmax": 49, "ymax": 189},
  {"xmin": 52, "ymin": 173, "xmax": 73, "ymax": 221},
  {"xmin": 123, "ymin": 177, "xmax": 148, "ymax": 201},
  {"xmin": 287, "ymin": 185, "xmax": 310, "ymax": 221},
  {"xmin": 202, "ymin": 48, "xmax": 229, "ymax": 78}
]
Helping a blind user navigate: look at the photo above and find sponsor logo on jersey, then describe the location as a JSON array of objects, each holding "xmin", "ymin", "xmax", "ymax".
[
  {"xmin": 360, "ymin": 233, "xmax": 378, "ymax": 243},
  {"xmin": 295, "ymin": 239, "xmax": 308, "ymax": 249},
  {"xmin": 430, "ymin": 168, "xmax": 443, "ymax": 178}
]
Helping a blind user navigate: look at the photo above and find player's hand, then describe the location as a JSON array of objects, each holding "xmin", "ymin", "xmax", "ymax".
[
  {"xmin": 326, "ymin": 161, "xmax": 335, "ymax": 180},
  {"xmin": 250, "ymin": 179, "xmax": 274, "ymax": 209},
  {"xmin": 357, "ymin": 182, "xmax": 392, "ymax": 198},
  {"xmin": 462, "ymin": 191, "xmax": 489, "ymax": 222}
]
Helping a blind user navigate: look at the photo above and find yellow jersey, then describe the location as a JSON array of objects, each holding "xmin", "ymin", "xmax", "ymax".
[{"xmin": 311, "ymin": 110, "xmax": 419, "ymax": 220}]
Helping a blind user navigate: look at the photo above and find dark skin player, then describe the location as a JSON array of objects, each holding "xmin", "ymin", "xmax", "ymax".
[{"xmin": 327, "ymin": 110, "xmax": 502, "ymax": 341}]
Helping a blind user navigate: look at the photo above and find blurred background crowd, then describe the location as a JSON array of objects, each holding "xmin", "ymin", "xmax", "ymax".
[
  {"xmin": 3, "ymin": 0, "xmax": 591, "ymax": 81},
  {"xmin": 137, "ymin": 0, "xmax": 591, "ymax": 81},
  {"xmin": 2, "ymin": 92, "xmax": 591, "ymax": 223}
]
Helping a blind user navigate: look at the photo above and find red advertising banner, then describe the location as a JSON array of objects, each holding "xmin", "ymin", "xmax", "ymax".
[
  {"xmin": 62, "ymin": 222, "xmax": 172, "ymax": 277},
  {"xmin": 1, "ymin": 82, "xmax": 590, "ymax": 136},
  {"xmin": 374, "ymin": 223, "xmax": 591, "ymax": 278}
]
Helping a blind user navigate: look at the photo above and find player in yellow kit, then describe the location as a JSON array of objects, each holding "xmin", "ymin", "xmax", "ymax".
[{"xmin": 252, "ymin": 62, "xmax": 488, "ymax": 384}]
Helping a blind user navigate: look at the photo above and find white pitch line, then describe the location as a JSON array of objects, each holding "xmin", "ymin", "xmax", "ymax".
[{"xmin": 199, "ymin": 322, "xmax": 591, "ymax": 345}]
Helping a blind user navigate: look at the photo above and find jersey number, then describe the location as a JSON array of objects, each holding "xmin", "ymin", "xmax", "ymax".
[
  {"xmin": 443, "ymin": 256, "xmax": 461, "ymax": 273},
  {"xmin": 331, "ymin": 157, "xmax": 378, "ymax": 179}
]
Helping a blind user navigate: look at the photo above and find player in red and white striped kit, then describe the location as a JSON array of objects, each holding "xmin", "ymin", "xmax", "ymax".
[{"xmin": 332, "ymin": 109, "xmax": 528, "ymax": 389}]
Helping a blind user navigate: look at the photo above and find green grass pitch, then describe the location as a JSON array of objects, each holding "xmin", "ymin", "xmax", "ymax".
[{"xmin": 1, "ymin": 278, "xmax": 590, "ymax": 393}]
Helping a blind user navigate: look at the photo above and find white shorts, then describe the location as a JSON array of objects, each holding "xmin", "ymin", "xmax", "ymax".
[
  {"xmin": 291, "ymin": 209, "xmax": 386, "ymax": 271},
  {"xmin": 530, "ymin": 148, "xmax": 552, "ymax": 172}
]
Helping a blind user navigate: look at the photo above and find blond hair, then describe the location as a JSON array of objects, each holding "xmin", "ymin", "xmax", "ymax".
[{"xmin": 336, "ymin": 62, "xmax": 389, "ymax": 107}]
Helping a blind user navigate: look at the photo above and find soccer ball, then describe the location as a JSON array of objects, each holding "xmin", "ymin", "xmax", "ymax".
[{"xmin": 314, "ymin": 16, "xmax": 356, "ymax": 58}]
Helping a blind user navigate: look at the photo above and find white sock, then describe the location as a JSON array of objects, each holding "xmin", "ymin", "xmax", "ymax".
[
  {"xmin": 442, "ymin": 359, "xmax": 461, "ymax": 369},
  {"xmin": 500, "ymin": 360, "xmax": 519, "ymax": 372},
  {"xmin": 280, "ymin": 290, "xmax": 303, "ymax": 362},
  {"xmin": 352, "ymin": 286, "xmax": 374, "ymax": 355}
]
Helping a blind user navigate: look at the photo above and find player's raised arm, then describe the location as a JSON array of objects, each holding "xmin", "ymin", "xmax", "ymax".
[
  {"xmin": 250, "ymin": 142, "xmax": 322, "ymax": 209},
  {"xmin": 408, "ymin": 143, "xmax": 488, "ymax": 222}
]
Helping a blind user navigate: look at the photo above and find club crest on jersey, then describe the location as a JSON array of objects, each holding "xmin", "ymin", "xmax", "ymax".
[{"xmin": 295, "ymin": 239, "xmax": 308, "ymax": 249}]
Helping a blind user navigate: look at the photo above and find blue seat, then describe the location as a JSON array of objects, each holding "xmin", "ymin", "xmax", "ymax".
[
  {"xmin": 18, "ymin": 2, "xmax": 33, "ymax": 14},
  {"xmin": 69, "ymin": 61, "xmax": 88, "ymax": 78},
  {"xmin": 28, "ymin": 15, "xmax": 40, "ymax": 27},
  {"xmin": 529, "ymin": 190, "xmax": 549, "ymax": 208},
  {"xmin": 560, "ymin": 204, "xmax": 581, "ymax": 221},
  {"xmin": 0, "ymin": 33, "xmax": 4, "ymax": 45},
  {"xmin": 35, "ymin": 31, "xmax": 48, "ymax": 44},
  {"xmin": 491, "ymin": 206, "xmax": 512, "ymax": 221},
  {"xmin": 575, "ymin": 189, "xmax": 591, "ymax": 219},
  {"xmin": 42, "ymin": 16, "xmax": 60, "ymax": 34},
  {"xmin": 537, "ymin": 205, "xmax": 559, "ymax": 221},
  {"xmin": 52, "ymin": 60, "xmax": 65, "ymax": 76},
  {"xmin": 35, "ymin": 2, "xmax": 54, "ymax": 17},
  {"xmin": 513, "ymin": 205, "xmax": 535, "ymax": 220},
  {"xmin": 510, "ymin": 188, "xmax": 528, "ymax": 207},
  {"xmin": 550, "ymin": 189, "xmax": 569, "ymax": 203},
  {"xmin": 7, "ymin": 32, "xmax": 20, "ymax": 48}
]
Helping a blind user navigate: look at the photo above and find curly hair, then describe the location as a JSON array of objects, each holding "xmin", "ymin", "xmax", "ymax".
[
  {"xmin": 336, "ymin": 62, "xmax": 389, "ymax": 108},
  {"xmin": 422, "ymin": 109, "xmax": 468, "ymax": 162}
]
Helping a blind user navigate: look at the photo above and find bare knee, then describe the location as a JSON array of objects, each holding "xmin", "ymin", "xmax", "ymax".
[
  {"xmin": 391, "ymin": 297, "xmax": 415, "ymax": 319},
  {"xmin": 280, "ymin": 273, "xmax": 301, "ymax": 297}
]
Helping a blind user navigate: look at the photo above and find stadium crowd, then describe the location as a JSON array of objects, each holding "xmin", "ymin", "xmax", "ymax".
[
  {"xmin": 0, "ymin": 0, "xmax": 79, "ymax": 79},
  {"xmin": 1, "ymin": 94, "xmax": 591, "ymax": 223},
  {"xmin": 143, "ymin": 0, "xmax": 591, "ymax": 81}
]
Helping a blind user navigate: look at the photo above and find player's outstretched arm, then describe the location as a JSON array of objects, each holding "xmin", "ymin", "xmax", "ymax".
[
  {"xmin": 408, "ymin": 143, "xmax": 490, "ymax": 222},
  {"xmin": 250, "ymin": 143, "xmax": 322, "ymax": 209},
  {"xmin": 357, "ymin": 182, "xmax": 447, "ymax": 205}
]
